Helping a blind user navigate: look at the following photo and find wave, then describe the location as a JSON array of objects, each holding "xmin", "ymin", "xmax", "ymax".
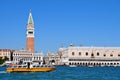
[{"xmin": 0, "ymin": 71, "xmax": 7, "ymax": 74}]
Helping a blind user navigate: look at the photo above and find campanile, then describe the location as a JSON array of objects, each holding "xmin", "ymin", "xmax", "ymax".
[{"xmin": 26, "ymin": 11, "xmax": 34, "ymax": 52}]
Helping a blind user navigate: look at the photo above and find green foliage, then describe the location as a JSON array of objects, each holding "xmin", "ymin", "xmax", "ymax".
[
  {"xmin": 0, "ymin": 56, "xmax": 9, "ymax": 64},
  {"xmin": 4, "ymin": 56, "xmax": 9, "ymax": 61},
  {"xmin": 0, "ymin": 57, "xmax": 4, "ymax": 64}
]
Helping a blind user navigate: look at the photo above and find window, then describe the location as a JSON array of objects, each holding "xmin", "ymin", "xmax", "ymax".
[
  {"xmin": 86, "ymin": 52, "xmax": 88, "ymax": 56},
  {"xmin": 91, "ymin": 53, "xmax": 94, "ymax": 57},
  {"xmin": 28, "ymin": 31, "xmax": 33, "ymax": 34},
  {"xmin": 79, "ymin": 52, "xmax": 81, "ymax": 56},
  {"xmin": 110, "ymin": 54, "xmax": 113, "ymax": 57},
  {"xmin": 118, "ymin": 54, "xmax": 120, "ymax": 57},
  {"xmin": 97, "ymin": 52, "xmax": 99, "ymax": 56},
  {"xmin": 72, "ymin": 52, "xmax": 74, "ymax": 56},
  {"xmin": 103, "ymin": 54, "xmax": 106, "ymax": 57}
]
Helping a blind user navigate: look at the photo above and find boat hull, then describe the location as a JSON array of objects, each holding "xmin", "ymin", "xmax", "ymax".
[{"xmin": 7, "ymin": 67, "xmax": 55, "ymax": 73}]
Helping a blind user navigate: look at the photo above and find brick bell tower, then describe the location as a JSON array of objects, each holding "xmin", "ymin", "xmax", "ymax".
[{"xmin": 26, "ymin": 11, "xmax": 34, "ymax": 52}]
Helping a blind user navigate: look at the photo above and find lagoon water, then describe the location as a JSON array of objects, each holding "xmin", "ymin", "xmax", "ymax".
[{"xmin": 0, "ymin": 66, "xmax": 120, "ymax": 80}]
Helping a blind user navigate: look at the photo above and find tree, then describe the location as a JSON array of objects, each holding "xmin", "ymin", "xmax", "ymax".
[
  {"xmin": 0, "ymin": 56, "xmax": 9, "ymax": 65},
  {"xmin": 0, "ymin": 57, "xmax": 4, "ymax": 64},
  {"xmin": 4, "ymin": 56, "xmax": 9, "ymax": 61}
]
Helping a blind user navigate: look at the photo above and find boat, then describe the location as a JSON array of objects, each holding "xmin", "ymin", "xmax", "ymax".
[
  {"xmin": 6, "ymin": 62, "xmax": 55, "ymax": 73},
  {"xmin": 88, "ymin": 65, "xmax": 94, "ymax": 68},
  {"xmin": 69, "ymin": 65, "xmax": 77, "ymax": 67}
]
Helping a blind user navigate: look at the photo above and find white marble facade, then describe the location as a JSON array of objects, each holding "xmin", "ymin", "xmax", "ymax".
[{"xmin": 59, "ymin": 45, "xmax": 120, "ymax": 66}]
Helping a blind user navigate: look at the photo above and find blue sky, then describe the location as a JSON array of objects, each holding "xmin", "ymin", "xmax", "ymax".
[{"xmin": 0, "ymin": 0, "xmax": 120, "ymax": 54}]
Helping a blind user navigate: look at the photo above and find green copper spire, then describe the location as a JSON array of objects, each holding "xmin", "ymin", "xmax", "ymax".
[{"xmin": 28, "ymin": 10, "xmax": 34, "ymax": 24}]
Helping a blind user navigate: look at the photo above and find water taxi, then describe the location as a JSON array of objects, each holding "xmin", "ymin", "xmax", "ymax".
[
  {"xmin": 88, "ymin": 65, "xmax": 94, "ymax": 68},
  {"xmin": 69, "ymin": 65, "xmax": 77, "ymax": 67},
  {"xmin": 6, "ymin": 62, "xmax": 55, "ymax": 73}
]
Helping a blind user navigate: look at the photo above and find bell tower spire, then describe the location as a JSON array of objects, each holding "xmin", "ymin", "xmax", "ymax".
[
  {"xmin": 28, "ymin": 10, "xmax": 34, "ymax": 24},
  {"xmin": 26, "ymin": 10, "xmax": 34, "ymax": 53}
]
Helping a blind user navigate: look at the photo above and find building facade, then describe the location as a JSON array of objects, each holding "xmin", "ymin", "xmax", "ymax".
[
  {"xmin": 26, "ymin": 11, "xmax": 34, "ymax": 53},
  {"xmin": 0, "ymin": 49, "xmax": 14, "ymax": 61},
  {"xmin": 59, "ymin": 45, "xmax": 120, "ymax": 66},
  {"xmin": 12, "ymin": 50, "xmax": 43, "ymax": 64},
  {"xmin": 58, "ymin": 48, "xmax": 69, "ymax": 65},
  {"xmin": 44, "ymin": 52, "xmax": 61, "ymax": 65}
]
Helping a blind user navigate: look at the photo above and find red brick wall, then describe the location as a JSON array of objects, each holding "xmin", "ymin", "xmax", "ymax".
[{"xmin": 26, "ymin": 37, "xmax": 34, "ymax": 52}]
